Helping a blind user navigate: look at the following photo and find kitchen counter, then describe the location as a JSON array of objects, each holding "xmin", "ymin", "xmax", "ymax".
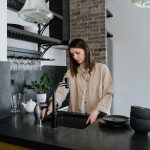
[{"xmin": 0, "ymin": 113, "xmax": 150, "ymax": 150}]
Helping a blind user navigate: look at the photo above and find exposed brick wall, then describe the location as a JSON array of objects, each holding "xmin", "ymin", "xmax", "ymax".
[{"xmin": 69, "ymin": 0, "xmax": 106, "ymax": 63}]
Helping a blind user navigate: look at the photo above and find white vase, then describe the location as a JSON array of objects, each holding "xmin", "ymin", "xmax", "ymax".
[{"xmin": 37, "ymin": 93, "xmax": 46, "ymax": 103}]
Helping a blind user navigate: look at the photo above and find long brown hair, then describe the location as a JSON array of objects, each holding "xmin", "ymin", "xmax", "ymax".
[{"xmin": 68, "ymin": 39, "xmax": 95, "ymax": 77}]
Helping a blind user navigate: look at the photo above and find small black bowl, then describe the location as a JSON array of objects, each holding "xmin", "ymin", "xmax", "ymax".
[
  {"xmin": 131, "ymin": 106, "xmax": 150, "ymax": 120},
  {"xmin": 130, "ymin": 114, "xmax": 150, "ymax": 134}
]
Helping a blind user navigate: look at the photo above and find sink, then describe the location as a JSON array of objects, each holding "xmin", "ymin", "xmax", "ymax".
[
  {"xmin": 57, "ymin": 111, "xmax": 89, "ymax": 129},
  {"xmin": 43, "ymin": 111, "xmax": 89, "ymax": 129}
]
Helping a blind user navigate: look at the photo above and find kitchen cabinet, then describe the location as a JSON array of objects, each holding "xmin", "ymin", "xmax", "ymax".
[
  {"xmin": 0, "ymin": 142, "xmax": 31, "ymax": 150},
  {"xmin": 7, "ymin": 0, "xmax": 69, "ymax": 56}
]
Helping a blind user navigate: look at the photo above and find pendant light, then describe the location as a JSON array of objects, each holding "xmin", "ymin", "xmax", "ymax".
[
  {"xmin": 131, "ymin": 0, "xmax": 150, "ymax": 8},
  {"xmin": 18, "ymin": 0, "xmax": 54, "ymax": 24}
]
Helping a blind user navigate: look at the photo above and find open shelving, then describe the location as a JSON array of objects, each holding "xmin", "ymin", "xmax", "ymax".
[
  {"xmin": 8, "ymin": 26, "xmax": 62, "ymax": 45},
  {"xmin": 7, "ymin": 0, "xmax": 69, "ymax": 42},
  {"xmin": 7, "ymin": 0, "xmax": 69, "ymax": 57}
]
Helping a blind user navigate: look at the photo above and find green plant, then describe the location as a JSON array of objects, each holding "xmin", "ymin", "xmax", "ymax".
[{"xmin": 26, "ymin": 72, "xmax": 50, "ymax": 94}]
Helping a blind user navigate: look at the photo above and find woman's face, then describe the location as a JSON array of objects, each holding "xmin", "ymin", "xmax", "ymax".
[{"xmin": 70, "ymin": 48, "xmax": 85, "ymax": 65}]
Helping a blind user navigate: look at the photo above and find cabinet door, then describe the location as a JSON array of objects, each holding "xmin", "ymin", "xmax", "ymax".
[{"xmin": 0, "ymin": 141, "xmax": 31, "ymax": 150}]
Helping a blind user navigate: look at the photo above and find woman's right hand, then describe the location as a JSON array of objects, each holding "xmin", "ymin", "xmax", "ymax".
[{"xmin": 41, "ymin": 101, "xmax": 53, "ymax": 119}]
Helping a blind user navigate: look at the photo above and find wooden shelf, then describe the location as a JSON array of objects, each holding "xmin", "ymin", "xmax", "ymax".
[
  {"xmin": 107, "ymin": 32, "xmax": 113, "ymax": 38},
  {"xmin": 107, "ymin": 9, "xmax": 113, "ymax": 18}
]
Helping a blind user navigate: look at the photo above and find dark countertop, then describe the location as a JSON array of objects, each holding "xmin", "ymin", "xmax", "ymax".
[{"xmin": 0, "ymin": 113, "xmax": 150, "ymax": 150}]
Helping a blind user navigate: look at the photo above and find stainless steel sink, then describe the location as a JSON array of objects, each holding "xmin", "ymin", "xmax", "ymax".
[{"xmin": 43, "ymin": 111, "xmax": 89, "ymax": 129}]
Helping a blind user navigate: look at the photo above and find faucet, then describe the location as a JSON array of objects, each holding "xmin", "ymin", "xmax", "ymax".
[{"xmin": 51, "ymin": 78, "xmax": 69, "ymax": 128}]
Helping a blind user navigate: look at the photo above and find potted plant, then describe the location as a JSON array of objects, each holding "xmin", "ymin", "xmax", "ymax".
[{"xmin": 26, "ymin": 72, "xmax": 50, "ymax": 103}]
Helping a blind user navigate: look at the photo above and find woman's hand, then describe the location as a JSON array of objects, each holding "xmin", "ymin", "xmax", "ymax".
[
  {"xmin": 86, "ymin": 110, "xmax": 99, "ymax": 125},
  {"xmin": 41, "ymin": 101, "xmax": 53, "ymax": 119}
]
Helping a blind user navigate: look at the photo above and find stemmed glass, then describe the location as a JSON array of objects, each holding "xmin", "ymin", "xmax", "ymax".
[
  {"xmin": 26, "ymin": 59, "xmax": 32, "ymax": 71},
  {"xmin": 19, "ymin": 58, "xmax": 26, "ymax": 71},
  {"xmin": 8, "ymin": 58, "xmax": 13, "ymax": 71},
  {"xmin": 12, "ymin": 58, "xmax": 19, "ymax": 71}
]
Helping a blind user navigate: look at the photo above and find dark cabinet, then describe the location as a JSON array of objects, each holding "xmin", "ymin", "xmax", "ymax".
[{"xmin": 49, "ymin": 0, "xmax": 69, "ymax": 41}]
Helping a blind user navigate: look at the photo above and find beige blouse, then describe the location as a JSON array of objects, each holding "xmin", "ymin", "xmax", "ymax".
[{"xmin": 54, "ymin": 63, "xmax": 113, "ymax": 114}]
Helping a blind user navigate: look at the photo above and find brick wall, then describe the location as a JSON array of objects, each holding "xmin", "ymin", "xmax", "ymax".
[{"xmin": 69, "ymin": 0, "xmax": 106, "ymax": 63}]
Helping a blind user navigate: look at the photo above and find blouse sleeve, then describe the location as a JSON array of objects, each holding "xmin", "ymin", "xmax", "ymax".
[
  {"xmin": 96, "ymin": 64, "xmax": 113, "ymax": 114},
  {"xmin": 53, "ymin": 71, "xmax": 70, "ymax": 107}
]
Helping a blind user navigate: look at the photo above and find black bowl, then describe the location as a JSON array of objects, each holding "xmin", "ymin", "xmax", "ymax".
[
  {"xmin": 131, "ymin": 106, "xmax": 150, "ymax": 120},
  {"xmin": 130, "ymin": 114, "xmax": 150, "ymax": 134}
]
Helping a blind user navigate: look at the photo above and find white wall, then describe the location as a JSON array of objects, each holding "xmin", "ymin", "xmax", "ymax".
[
  {"xmin": 41, "ymin": 48, "xmax": 67, "ymax": 66},
  {"xmin": 0, "ymin": 1, "xmax": 7, "ymax": 61},
  {"xmin": 7, "ymin": 9, "xmax": 38, "ymax": 51},
  {"xmin": 106, "ymin": 0, "xmax": 150, "ymax": 116}
]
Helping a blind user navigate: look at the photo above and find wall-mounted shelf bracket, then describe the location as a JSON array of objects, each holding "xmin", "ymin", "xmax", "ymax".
[
  {"xmin": 40, "ymin": 42, "xmax": 68, "ymax": 59},
  {"xmin": 107, "ymin": 32, "xmax": 113, "ymax": 38},
  {"xmin": 107, "ymin": 9, "xmax": 113, "ymax": 18}
]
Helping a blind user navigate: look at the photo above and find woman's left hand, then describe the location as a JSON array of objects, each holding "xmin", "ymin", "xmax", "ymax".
[{"xmin": 86, "ymin": 110, "xmax": 99, "ymax": 125}]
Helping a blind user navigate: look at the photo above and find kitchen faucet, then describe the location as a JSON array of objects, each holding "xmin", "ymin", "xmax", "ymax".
[{"xmin": 51, "ymin": 78, "xmax": 69, "ymax": 128}]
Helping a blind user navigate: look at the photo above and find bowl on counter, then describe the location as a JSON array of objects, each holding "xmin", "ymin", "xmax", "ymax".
[
  {"xmin": 131, "ymin": 105, "xmax": 150, "ymax": 120},
  {"xmin": 102, "ymin": 115, "xmax": 129, "ymax": 125},
  {"xmin": 130, "ymin": 114, "xmax": 150, "ymax": 134}
]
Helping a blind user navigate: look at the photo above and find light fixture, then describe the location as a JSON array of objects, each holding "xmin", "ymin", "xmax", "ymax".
[
  {"xmin": 18, "ymin": 0, "xmax": 54, "ymax": 24},
  {"xmin": 131, "ymin": 0, "xmax": 150, "ymax": 8}
]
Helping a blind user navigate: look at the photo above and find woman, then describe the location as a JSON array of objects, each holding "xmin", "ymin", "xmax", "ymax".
[{"xmin": 42, "ymin": 38, "xmax": 113, "ymax": 124}]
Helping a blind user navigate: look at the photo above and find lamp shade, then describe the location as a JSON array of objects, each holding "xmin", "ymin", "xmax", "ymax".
[
  {"xmin": 131, "ymin": 0, "xmax": 150, "ymax": 8},
  {"xmin": 18, "ymin": 0, "xmax": 54, "ymax": 24}
]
